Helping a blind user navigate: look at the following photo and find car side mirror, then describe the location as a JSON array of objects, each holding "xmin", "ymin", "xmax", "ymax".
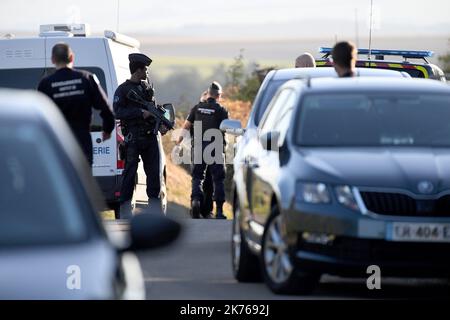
[
  {"xmin": 220, "ymin": 119, "xmax": 244, "ymax": 136},
  {"xmin": 259, "ymin": 131, "xmax": 280, "ymax": 152},
  {"xmin": 162, "ymin": 103, "xmax": 176, "ymax": 123},
  {"xmin": 128, "ymin": 214, "xmax": 181, "ymax": 251}
]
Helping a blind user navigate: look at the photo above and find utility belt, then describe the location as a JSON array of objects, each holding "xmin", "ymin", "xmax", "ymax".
[
  {"xmin": 121, "ymin": 119, "xmax": 157, "ymax": 139},
  {"xmin": 118, "ymin": 119, "xmax": 157, "ymax": 161}
]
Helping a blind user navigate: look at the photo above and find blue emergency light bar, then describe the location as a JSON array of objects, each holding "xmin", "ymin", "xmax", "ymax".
[{"xmin": 319, "ymin": 47, "xmax": 434, "ymax": 59}]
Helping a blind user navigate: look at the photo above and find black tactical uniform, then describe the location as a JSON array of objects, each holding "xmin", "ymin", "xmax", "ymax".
[
  {"xmin": 38, "ymin": 68, "xmax": 114, "ymax": 165},
  {"xmin": 190, "ymin": 119, "xmax": 214, "ymax": 218},
  {"xmin": 113, "ymin": 54, "xmax": 161, "ymax": 210},
  {"xmin": 188, "ymin": 96, "xmax": 229, "ymax": 217}
]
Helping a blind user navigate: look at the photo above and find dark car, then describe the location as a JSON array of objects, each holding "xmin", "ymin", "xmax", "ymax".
[
  {"xmin": 0, "ymin": 89, "xmax": 180, "ymax": 299},
  {"xmin": 229, "ymin": 77, "xmax": 450, "ymax": 294},
  {"xmin": 316, "ymin": 48, "xmax": 447, "ymax": 82}
]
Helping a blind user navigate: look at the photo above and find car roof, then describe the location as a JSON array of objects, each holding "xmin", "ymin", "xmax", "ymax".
[
  {"xmin": 287, "ymin": 77, "xmax": 450, "ymax": 94},
  {"xmin": 0, "ymin": 89, "xmax": 53, "ymax": 120},
  {"xmin": 271, "ymin": 67, "xmax": 407, "ymax": 81},
  {"xmin": 0, "ymin": 88, "xmax": 86, "ymax": 159}
]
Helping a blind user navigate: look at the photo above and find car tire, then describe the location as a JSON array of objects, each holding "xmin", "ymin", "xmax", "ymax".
[
  {"xmin": 260, "ymin": 205, "xmax": 319, "ymax": 295},
  {"xmin": 231, "ymin": 198, "xmax": 261, "ymax": 282}
]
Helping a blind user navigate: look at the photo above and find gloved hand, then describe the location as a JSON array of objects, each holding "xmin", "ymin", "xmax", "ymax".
[
  {"xmin": 141, "ymin": 81, "xmax": 155, "ymax": 101},
  {"xmin": 173, "ymin": 144, "xmax": 182, "ymax": 157},
  {"xmin": 159, "ymin": 124, "xmax": 169, "ymax": 136},
  {"xmin": 102, "ymin": 131, "xmax": 111, "ymax": 141}
]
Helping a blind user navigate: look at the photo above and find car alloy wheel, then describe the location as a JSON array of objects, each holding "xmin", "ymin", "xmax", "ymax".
[{"xmin": 263, "ymin": 214, "xmax": 293, "ymax": 284}]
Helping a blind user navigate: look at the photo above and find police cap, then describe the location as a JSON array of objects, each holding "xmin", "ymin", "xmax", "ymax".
[{"xmin": 128, "ymin": 53, "xmax": 152, "ymax": 67}]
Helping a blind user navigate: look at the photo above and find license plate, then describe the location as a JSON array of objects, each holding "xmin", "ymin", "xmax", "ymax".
[{"xmin": 387, "ymin": 223, "xmax": 450, "ymax": 243}]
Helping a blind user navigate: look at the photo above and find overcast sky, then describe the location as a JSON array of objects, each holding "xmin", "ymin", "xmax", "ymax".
[{"xmin": 1, "ymin": 0, "xmax": 449, "ymax": 39}]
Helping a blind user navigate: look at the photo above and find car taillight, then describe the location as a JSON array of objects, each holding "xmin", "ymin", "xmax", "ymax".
[{"xmin": 117, "ymin": 159, "xmax": 125, "ymax": 169}]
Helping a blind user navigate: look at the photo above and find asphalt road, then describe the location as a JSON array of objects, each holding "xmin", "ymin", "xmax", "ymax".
[
  {"xmin": 105, "ymin": 166, "xmax": 450, "ymax": 299},
  {"xmin": 118, "ymin": 203, "xmax": 450, "ymax": 300}
]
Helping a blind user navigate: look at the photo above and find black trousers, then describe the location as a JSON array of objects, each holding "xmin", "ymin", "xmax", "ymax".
[
  {"xmin": 120, "ymin": 133, "xmax": 160, "ymax": 203},
  {"xmin": 190, "ymin": 151, "xmax": 214, "ymax": 216},
  {"xmin": 202, "ymin": 167, "xmax": 214, "ymax": 215},
  {"xmin": 73, "ymin": 130, "xmax": 93, "ymax": 165},
  {"xmin": 191, "ymin": 161, "xmax": 225, "ymax": 204}
]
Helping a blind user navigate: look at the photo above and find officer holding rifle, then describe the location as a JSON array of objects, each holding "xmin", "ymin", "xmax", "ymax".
[{"xmin": 113, "ymin": 53, "xmax": 171, "ymax": 218}]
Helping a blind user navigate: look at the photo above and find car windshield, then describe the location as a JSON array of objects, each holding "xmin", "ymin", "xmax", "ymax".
[
  {"xmin": 296, "ymin": 93, "xmax": 450, "ymax": 147},
  {"xmin": 254, "ymin": 79, "xmax": 285, "ymax": 125},
  {"xmin": 0, "ymin": 123, "xmax": 88, "ymax": 246}
]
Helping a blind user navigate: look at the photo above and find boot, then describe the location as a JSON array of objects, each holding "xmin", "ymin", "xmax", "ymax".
[
  {"xmin": 191, "ymin": 199, "xmax": 201, "ymax": 219},
  {"xmin": 215, "ymin": 202, "xmax": 227, "ymax": 220},
  {"xmin": 119, "ymin": 200, "xmax": 133, "ymax": 220},
  {"xmin": 201, "ymin": 212, "xmax": 214, "ymax": 219}
]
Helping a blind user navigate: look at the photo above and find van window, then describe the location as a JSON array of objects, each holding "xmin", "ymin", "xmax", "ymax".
[
  {"xmin": 0, "ymin": 67, "xmax": 107, "ymax": 92},
  {"xmin": 0, "ymin": 68, "xmax": 46, "ymax": 90},
  {"xmin": 0, "ymin": 67, "xmax": 108, "ymax": 131},
  {"xmin": 384, "ymin": 67, "xmax": 425, "ymax": 79},
  {"xmin": 359, "ymin": 66, "xmax": 425, "ymax": 78},
  {"xmin": 45, "ymin": 67, "xmax": 107, "ymax": 93}
]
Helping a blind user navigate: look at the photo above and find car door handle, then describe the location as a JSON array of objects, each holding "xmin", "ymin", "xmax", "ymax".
[
  {"xmin": 245, "ymin": 156, "xmax": 259, "ymax": 169},
  {"xmin": 249, "ymin": 162, "xmax": 259, "ymax": 169}
]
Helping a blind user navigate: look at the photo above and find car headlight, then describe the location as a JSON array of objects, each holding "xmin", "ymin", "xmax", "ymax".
[
  {"xmin": 335, "ymin": 185, "xmax": 359, "ymax": 211},
  {"xmin": 296, "ymin": 182, "xmax": 330, "ymax": 204}
]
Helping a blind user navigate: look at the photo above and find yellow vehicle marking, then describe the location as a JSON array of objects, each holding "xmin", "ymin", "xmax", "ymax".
[
  {"xmin": 413, "ymin": 65, "xmax": 429, "ymax": 78},
  {"xmin": 316, "ymin": 60, "xmax": 430, "ymax": 78}
]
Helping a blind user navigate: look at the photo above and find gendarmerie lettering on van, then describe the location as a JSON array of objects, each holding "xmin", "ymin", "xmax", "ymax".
[{"xmin": 0, "ymin": 23, "xmax": 168, "ymax": 216}]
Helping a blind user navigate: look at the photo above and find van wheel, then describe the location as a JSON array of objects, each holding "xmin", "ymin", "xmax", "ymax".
[
  {"xmin": 232, "ymin": 199, "xmax": 261, "ymax": 282},
  {"xmin": 261, "ymin": 205, "xmax": 319, "ymax": 295}
]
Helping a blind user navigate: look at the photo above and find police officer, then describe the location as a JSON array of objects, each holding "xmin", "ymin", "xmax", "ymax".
[
  {"xmin": 38, "ymin": 43, "xmax": 114, "ymax": 165},
  {"xmin": 332, "ymin": 41, "xmax": 357, "ymax": 77},
  {"xmin": 192, "ymin": 91, "xmax": 214, "ymax": 218},
  {"xmin": 114, "ymin": 53, "xmax": 167, "ymax": 218},
  {"xmin": 295, "ymin": 52, "xmax": 316, "ymax": 68},
  {"xmin": 176, "ymin": 82, "xmax": 229, "ymax": 219}
]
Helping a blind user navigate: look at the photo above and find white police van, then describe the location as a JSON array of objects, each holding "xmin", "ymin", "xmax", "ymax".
[{"xmin": 0, "ymin": 24, "xmax": 168, "ymax": 216}]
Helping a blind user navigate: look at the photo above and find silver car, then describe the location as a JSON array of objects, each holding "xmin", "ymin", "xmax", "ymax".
[{"xmin": 0, "ymin": 89, "xmax": 180, "ymax": 299}]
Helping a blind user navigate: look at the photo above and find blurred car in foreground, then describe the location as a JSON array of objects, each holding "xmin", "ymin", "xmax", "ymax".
[
  {"xmin": 228, "ymin": 77, "xmax": 450, "ymax": 294},
  {"xmin": 0, "ymin": 89, "xmax": 180, "ymax": 299}
]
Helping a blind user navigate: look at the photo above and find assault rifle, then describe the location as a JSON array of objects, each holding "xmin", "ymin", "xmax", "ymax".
[{"xmin": 126, "ymin": 89, "xmax": 175, "ymax": 135}]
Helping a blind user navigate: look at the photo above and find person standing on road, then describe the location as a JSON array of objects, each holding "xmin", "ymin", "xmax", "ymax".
[
  {"xmin": 176, "ymin": 82, "xmax": 229, "ymax": 219},
  {"xmin": 113, "ymin": 53, "xmax": 168, "ymax": 218},
  {"xmin": 190, "ymin": 90, "xmax": 214, "ymax": 218},
  {"xmin": 37, "ymin": 43, "xmax": 114, "ymax": 165},
  {"xmin": 332, "ymin": 41, "xmax": 357, "ymax": 77},
  {"xmin": 295, "ymin": 52, "xmax": 316, "ymax": 68}
]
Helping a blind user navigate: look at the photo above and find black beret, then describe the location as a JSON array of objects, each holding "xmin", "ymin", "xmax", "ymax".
[{"xmin": 128, "ymin": 53, "xmax": 152, "ymax": 66}]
